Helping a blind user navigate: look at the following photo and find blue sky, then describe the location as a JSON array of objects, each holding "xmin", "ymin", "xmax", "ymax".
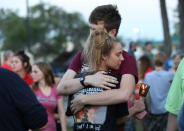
[{"xmin": 0, "ymin": 0, "xmax": 178, "ymax": 42}]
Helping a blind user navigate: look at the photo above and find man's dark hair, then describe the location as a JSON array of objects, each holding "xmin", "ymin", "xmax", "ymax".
[
  {"xmin": 129, "ymin": 41, "xmax": 137, "ymax": 50},
  {"xmin": 145, "ymin": 41, "xmax": 152, "ymax": 46},
  {"xmin": 89, "ymin": 4, "xmax": 121, "ymax": 36}
]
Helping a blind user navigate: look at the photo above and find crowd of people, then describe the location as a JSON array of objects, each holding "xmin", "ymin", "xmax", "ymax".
[{"xmin": 0, "ymin": 4, "xmax": 184, "ymax": 131}]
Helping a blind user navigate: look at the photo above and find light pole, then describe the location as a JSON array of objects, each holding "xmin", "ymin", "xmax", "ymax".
[{"xmin": 26, "ymin": 0, "xmax": 30, "ymax": 52}]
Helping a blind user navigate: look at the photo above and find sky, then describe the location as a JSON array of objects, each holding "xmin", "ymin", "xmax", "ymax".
[{"xmin": 0, "ymin": 0, "xmax": 178, "ymax": 42}]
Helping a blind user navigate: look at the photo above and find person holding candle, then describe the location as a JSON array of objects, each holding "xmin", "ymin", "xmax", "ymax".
[{"xmin": 144, "ymin": 52, "xmax": 174, "ymax": 131}]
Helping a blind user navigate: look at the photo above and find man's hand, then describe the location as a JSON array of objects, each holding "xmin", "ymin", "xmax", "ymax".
[
  {"xmin": 71, "ymin": 95, "xmax": 86, "ymax": 114},
  {"xmin": 85, "ymin": 71, "xmax": 118, "ymax": 90}
]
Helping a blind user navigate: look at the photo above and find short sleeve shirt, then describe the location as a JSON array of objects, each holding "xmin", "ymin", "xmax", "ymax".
[
  {"xmin": 69, "ymin": 50, "xmax": 138, "ymax": 82},
  {"xmin": 68, "ymin": 72, "xmax": 128, "ymax": 131},
  {"xmin": 165, "ymin": 58, "xmax": 184, "ymax": 115},
  {"xmin": 35, "ymin": 86, "xmax": 62, "ymax": 131}
]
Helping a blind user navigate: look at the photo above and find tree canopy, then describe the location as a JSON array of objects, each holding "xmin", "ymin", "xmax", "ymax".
[{"xmin": 0, "ymin": 3, "xmax": 89, "ymax": 60}]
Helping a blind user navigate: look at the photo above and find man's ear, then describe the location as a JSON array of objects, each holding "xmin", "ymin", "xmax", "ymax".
[{"xmin": 109, "ymin": 29, "xmax": 117, "ymax": 36}]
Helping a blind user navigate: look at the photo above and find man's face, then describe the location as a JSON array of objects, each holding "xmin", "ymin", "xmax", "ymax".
[
  {"xmin": 89, "ymin": 21, "xmax": 106, "ymax": 35},
  {"xmin": 89, "ymin": 21, "xmax": 117, "ymax": 37},
  {"xmin": 146, "ymin": 43, "xmax": 152, "ymax": 52}
]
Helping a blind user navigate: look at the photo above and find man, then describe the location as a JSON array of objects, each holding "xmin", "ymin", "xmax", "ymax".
[
  {"xmin": 128, "ymin": 41, "xmax": 138, "ymax": 58},
  {"xmin": 178, "ymin": 102, "xmax": 184, "ymax": 131},
  {"xmin": 0, "ymin": 68, "xmax": 48, "ymax": 131},
  {"xmin": 144, "ymin": 52, "xmax": 174, "ymax": 131},
  {"xmin": 165, "ymin": 58, "xmax": 184, "ymax": 131},
  {"xmin": 57, "ymin": 4, "xmax": 144, "ymax": 129},
  {"xmin": 143, "ymin": 41, "xmax": 154, "ymax": 66}
]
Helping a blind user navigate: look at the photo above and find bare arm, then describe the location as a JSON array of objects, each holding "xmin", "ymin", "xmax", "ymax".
[
  {"xmin": 57, "ymin": 98, "xmax": 67, "ymax": 131},
  {"xmin": 57, "ymin": 69, "xmax": 81, "ymax": 95},
  {"xmin": 71, "ymin": 74, "xmax": 135, "ymax": 113},
  {"xmin": 57, "ymin": 70, "xmax": 118, "ymax": 96},
  {"xmin": 117, "ymin": 99, "xmax": 145, "ymax": 125}
]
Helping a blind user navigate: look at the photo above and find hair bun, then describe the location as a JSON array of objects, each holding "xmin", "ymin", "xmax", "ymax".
[{"xmin": 91, "ymin": 29, "xmax": 107, "ymax": 49}]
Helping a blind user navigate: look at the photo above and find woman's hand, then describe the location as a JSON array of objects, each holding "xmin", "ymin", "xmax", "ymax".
[{"xmin": 71, "ymin": 95, "xmax": 86, "ymax": 114}]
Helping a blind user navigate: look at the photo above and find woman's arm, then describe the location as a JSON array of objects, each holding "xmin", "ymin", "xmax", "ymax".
[
  {"xmin": 57, "ymin": 98, "xmax": 67, "ymax": 131},
  {"xmin": 71, "ymin": 74, "xmax": 135, "ymax": 113}
]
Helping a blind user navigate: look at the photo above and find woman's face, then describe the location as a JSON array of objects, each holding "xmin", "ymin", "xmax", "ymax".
[
  {"xmin": 31, "ymin": 65, "xmax": 44, "ymax": 82},
  {"xmin": 12, "ymin": 56, "xmax": 23, "ymax": 72},
  {"xmin": 174, "ymin": 55, "xmax": 182, "ymax": 67},
  {"xmin": 104, "ymin": 42, "xmax": 124, "ymax": 70}
]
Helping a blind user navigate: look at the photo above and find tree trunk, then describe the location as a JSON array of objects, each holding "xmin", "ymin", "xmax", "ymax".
[
  {"xmin": 178, "ymin": 0, "xmax": 184, "ymax": 52},
  {"xmin": 160, "ymin": 0, "xmax": 172, "ymax": 58}
]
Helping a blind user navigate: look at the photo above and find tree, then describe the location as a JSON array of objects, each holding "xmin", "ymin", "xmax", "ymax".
[
  {"xmin": 160, "ymin": 0, "xmax": 172, "ymax": 58},
  {"xmin": 178, "ymin": 0, "xmax": 184, "ymax": 52},
  {"xmin": 0, "ymin": 3, "xmax": 89, "ymax": 60},
  {"xmin": 0, "ymin": 9, "xmax": 26, "ymax": 50},
  {"xmin": 29, "ymin": 3, "xmax": 89, "ymax": 59}
]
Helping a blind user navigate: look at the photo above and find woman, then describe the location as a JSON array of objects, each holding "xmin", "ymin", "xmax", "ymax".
[
  {"xmin": 31, "ymin": 62, "xmax": 67, "ymax": 131},
  {"xmin": 169, "ymin": 52, "xmax": 184, "ymax": 74},
  {"xmin": 66, "ymin": 29, "xmax": 130, "ymax": 131},
  {"xmin": 138, "ymin": 55, "xmax": 154, "ymax": 83},
  {"xmin": 11, "ymin": 50, "xmax": 33, "ymax": 86}
]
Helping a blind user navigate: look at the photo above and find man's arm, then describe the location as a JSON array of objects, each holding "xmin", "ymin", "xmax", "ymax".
[
  {"xmin": 57, "ymin": 70, "xmax": 118, "ymax": 95},
  {"xmin": 71, "ymin": 74, "xmax": 135, "ymax": 113},
  {"xmin": 57, "ymin": 69, "xmax": 82, "ymax": 95}
]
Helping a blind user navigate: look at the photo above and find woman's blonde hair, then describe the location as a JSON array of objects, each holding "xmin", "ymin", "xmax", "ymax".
[{"xmin": 84, "ymin": 29, "xmax": 119, "ymax": 71}]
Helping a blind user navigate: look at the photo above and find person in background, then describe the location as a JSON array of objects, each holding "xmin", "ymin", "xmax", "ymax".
[
  {"xmin": 169, "ymin": 52, "xmax": 184, "ymax": 74},
  {"xmin": 53, "ymin": 74, "xmax": 63, "ymax": 131},
  {"xmin": 0, "ymin": 67, "xmax": 48, "ymax": 131},
  {"xmin": 138, "ymin": 55, "xmax": 154, "ymax": 83},
  {"xmin": 11, "ymin": 50, "xmax": 33, "ymax": 86},
  {"xmin": 143, "ymin": 41, "xmax": 154, "ymax": 67},
  {"xmin": 31, "ymin": 62, "xmax": 67, "ymax": 131},
  {"xmin": 128, "ymin": 41, "xmax": 138, "ymax": 58},
  {"xmin": 165, "ymin": 58, "xmax": 184, "ymax": 131},
  {"xmin": 177, "ymin": 102, "xmax": 184, "ymax": 131},
  {"xmin": 144, "ymin": 52, "xmax": 174, "ymax": 131},
  {"xmin": 123, "ymin": 55, "xmax": 153, "ymax": 131},
  {"xmin": 1, "ymin": 50, "xmax": 14, "ymax": 71}
]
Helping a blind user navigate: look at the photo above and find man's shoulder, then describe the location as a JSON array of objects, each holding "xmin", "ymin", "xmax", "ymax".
[
  {"xmin": 122, "ymin": 50, "xmax": 135, "ymax": 59},
  {"xmin": 75, "ymin": 50, "xmax": 83, "ymax": 57},
  {"xmin": 0, "ymin": 68, "xmax": 17, "ymax": 79}
]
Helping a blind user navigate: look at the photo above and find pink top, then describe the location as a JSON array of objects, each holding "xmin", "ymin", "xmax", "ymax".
[{"xmin": 35, "ymin": 86, "xmax": 62, "ymax": 131}]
